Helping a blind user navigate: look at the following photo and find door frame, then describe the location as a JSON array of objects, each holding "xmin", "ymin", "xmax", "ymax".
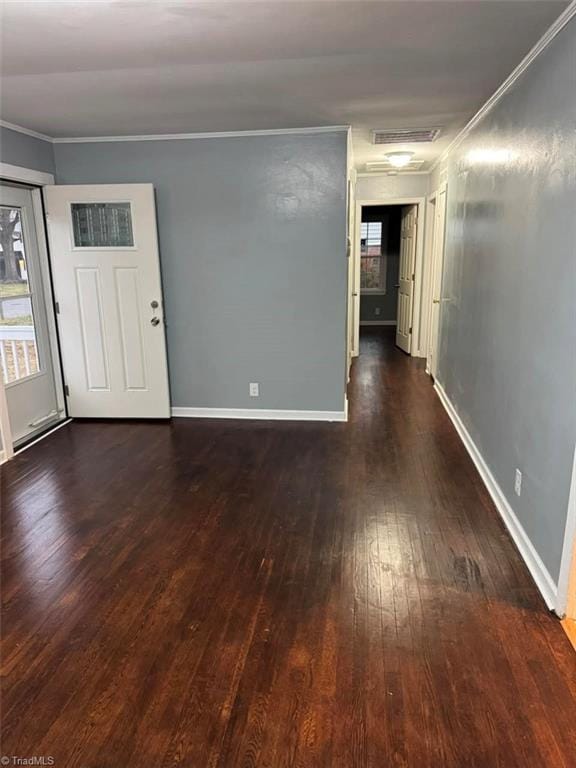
[
  {"xmin": 423, "ymin": 191, "xmax": 437, "ymax": 373},
  {"xmin": 424, "ymin": 181, "xmax": 448, "ymax": 378},
  {"xmin": 353, "ymin": 196, "xmax": 426, "ymax": 357},
  {"xmin": 0, "ymin": 162, "xmax": 66, "ymax": 461},
  {"xmin": 346, "ymin": 166, "xmax": 357, "ymax": 376}
]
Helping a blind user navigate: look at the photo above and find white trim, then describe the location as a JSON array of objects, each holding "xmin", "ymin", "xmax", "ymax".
[
  {"xmin": 1, "ymin": 120, "xmax": 351, "ymax": 144},
  {"xmin": 434, "ymin": 382, "xmax": 558, "ymax": 610},
  {"xmin": 424, "ymin": 181, "xmax": 448, "ymax": 377},
  {"xmin": 1, "ymin": 120, "xmax": 350, "ymax": 145},
  {"xmin": 430, "ymin": 1, "xmax": 576, "ymax": 172},
  {"xmin": 0, "ymin": 377, "xmax": 14, "ymax": 463},
  {"xmin": 0, "ymin": 162, "xmax": 55, "ymax": 187},
  {"xmin": 360, "ymin": 320, "xmax": 397, "ymax": 326},
  {"xmin": 52, "ymin": 125, "xmax": 350, "ymax": 144},
  {"xmin": 422, "ymin": 191, "xmax": 438, "ymax": 369},
  {"xmin": 357, "ymin": 197, "xmax": 426, "ymax": 208},
  {"xmin": 32, "ymin": 188, "xmax": 66, "ymax": 416},
  {"xmin": 0, "ymin": 119, "xmax": 53, "ymax": 143},
  {"xmin": 557, "ymin": 444, "xmax": 576, "ymax": 617},
  {"xmin": 15, "ymin": 418, "xmax": 72, "ymax": 454},
  {"xmin": 172, "ymin": 406, "xmax": 348, "ymax": 422}
]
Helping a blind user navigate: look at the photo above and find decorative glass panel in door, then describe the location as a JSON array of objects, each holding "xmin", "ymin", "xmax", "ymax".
[{"xmin": 71, "ymin": 202, "xmax": 134, "ymax": 248}]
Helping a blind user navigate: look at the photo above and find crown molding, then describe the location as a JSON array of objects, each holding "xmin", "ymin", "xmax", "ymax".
[
  {"xmin": 0, "ymin": 119, "xmax": 54, "ymax": 142},
  {"xmin": 52, "ymin": 125, "xmax": 350, "ymax": 144},
  {"xmin": 0, "ymin": 120, "xmax": 349, "ymax": 144},
  {"xmin": 429, "ymin": 0, "xmax": 576, "ymax": 173}
]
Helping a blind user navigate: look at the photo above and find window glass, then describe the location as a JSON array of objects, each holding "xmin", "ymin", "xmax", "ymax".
[
  {"xmin": 360, "ymin": 221, "xmax": 385, "ymax": 291},
  {"xmin": 0, "ymin": 207, "xmax": 40, "ymax": 383},
  {"xmin": 0, "ymin": 206, "xmax": 30, "ymax": 292},
  {"xmin": 361, "ymin": 221, "xmax": 382, "ymax": 251},
  {"xmin": 361, "ymin": 256, "xmax": 383, "ymax": 290},
  {"xmin": 72, "ymin": 202, "xmax": 134, "ymax": 248}
]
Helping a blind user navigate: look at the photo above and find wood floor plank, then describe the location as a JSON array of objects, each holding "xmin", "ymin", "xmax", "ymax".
[{"xmin": 1, "ymin": 327, "xmax": 575, "ymax": 767}]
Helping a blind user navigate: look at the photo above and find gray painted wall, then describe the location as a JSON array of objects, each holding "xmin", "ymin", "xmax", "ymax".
[
  {"xmin": 54, "ymin": 131, "xmax": 348, "ymax": 412},
  {"xmin": 360, "ymin": 205, "xmax": 401, "ymax": 322},
  {"xmin": 438, "ymin": 20, "xmax": 576, "ymax": 583},
  {"xmin": 0, "ymin": 125, "xmax": 55, "ymax": 174}
]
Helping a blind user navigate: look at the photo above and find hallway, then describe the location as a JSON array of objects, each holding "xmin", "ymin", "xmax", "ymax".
[{"xmin": 1, "ymin": 328, "xmax": 575, "ymax": 767}]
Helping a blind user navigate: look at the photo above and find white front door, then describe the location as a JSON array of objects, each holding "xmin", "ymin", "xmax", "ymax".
[
  {"xmin": 396, "ymin": 204, "xmax": 418, "ymax": 353},
  {"xmin": 427, "ymin": 186, "xmax": 447, "ymax": 379},
  {"xmin": 0, "ymin": 184, "xmax": 64, "ymax": 446},
  {"xmin": 44, "ymin": 184, "xmax": 170, "ymax": 418}
]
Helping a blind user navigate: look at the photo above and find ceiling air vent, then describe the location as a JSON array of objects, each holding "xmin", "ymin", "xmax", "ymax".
[{"xmin": 372, "ymin": 128, "xmax": 441, "ymax": 145}]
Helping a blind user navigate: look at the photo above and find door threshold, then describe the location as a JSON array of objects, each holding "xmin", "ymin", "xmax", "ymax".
[{"xmin": 15, "ymin": 418, "xmax": 73, "ymax": 454}]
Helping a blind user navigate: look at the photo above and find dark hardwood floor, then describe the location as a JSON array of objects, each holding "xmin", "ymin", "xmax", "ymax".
[{"xmin": 1, "ymin": 327, "xmax": 575, "ymax": 767}]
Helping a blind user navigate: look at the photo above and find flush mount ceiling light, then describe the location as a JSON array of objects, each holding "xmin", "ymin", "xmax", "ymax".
[{"xmin": 385, "ymin": 151, "xmax": 415, "ymax": 168}]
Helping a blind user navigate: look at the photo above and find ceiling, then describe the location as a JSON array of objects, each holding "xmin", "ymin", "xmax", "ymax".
[{"xmin": 0, "ymin": 0, "xmax": 568, "ymax": 172}]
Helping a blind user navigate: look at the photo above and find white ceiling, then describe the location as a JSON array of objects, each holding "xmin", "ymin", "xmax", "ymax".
[{"xmin": 0, "ymin": 0, "xmax": 568, "ymax": 171}]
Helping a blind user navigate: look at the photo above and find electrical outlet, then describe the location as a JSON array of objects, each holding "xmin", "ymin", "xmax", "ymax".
[
  {"xmin": 514, "ymin": 469, "xmax": 522, "ymax": 497},
  {"xmin": 249, "ymin": 382, "xmax": 259, "ymax": 397},
  {"xmin": 375, "ymin": 307, "xmax": 381, "ymax": 316}
]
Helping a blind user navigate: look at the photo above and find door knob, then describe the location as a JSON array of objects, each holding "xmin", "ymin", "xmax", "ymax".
[
  {"xmin": 151, "ymin": 317, "xmax": 160, "ymax": 326},
  {"xmin": 151, "ymin": 300, "xmax": 159, "ymax": 309},
  {"xmin": 433, "ymin": 298, "xmax": 440, "ymax": 304}
]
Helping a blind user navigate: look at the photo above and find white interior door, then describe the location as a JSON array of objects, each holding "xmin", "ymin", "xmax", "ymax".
[
  {"xmin": 427, "ymin": 185, "xmax": 447, "ymax": 379},
  {"xmin": 0, "ymin": 184, "xmax": 64, "ymax": 446},
  {"xmin": 396, "ymin": 204, "xmax": 418, "ymax": 353},
  {"xmin": 44, "ymin": 184, "xmax": 170, "ymax": 418}
]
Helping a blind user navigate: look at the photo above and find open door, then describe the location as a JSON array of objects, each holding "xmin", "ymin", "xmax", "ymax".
[
  {"xmin": 0, "ymin": 183, "xmax": 65, "ymax": 446},
  {"xmin": 44, "ymin": 184, "xmax": 170, "ymax": 419},
  {"xmin": 396, "ymin": 204, "xmax": 418, "ymax": 353}
]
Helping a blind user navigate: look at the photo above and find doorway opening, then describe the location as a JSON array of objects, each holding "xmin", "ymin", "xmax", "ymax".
[
  {"xmin": 0, "ymin": 180, "xmax": 65, "ymax": 451},
  {"xmin": 359, "ymin": 205, "xmax": 401, "ymax": 329},
  {"xmin": 354, "ymin": 197, "xmax": 425, "ymax": 358}
]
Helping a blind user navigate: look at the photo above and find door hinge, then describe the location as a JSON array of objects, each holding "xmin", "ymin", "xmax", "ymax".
[
  {"xmin": 64, "ymin": 384, "xmax": 70, "ymax": 397},
  {"xmin": 412, "ymin": 273, "xmax": 415, "ymax": 281},
  {"xmin": 55, "ymin": 301, "xmax": 60, "ymax": 314},
  {"xmin": 409, "ymin": 327, "xmax": 413, "ymax": 334}
]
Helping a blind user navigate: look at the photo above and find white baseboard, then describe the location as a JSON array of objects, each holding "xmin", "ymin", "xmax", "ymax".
[
  {"xmin": 434, "ymin": 382, "xmax": 558, "ymax": 610},
  {"xmin": 360, "ymin": 320, "xmax": 397, "ymax": 326},
  {"xmin": 172, "ymin": 403, "xmax": 348, "ymax": 422}
]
